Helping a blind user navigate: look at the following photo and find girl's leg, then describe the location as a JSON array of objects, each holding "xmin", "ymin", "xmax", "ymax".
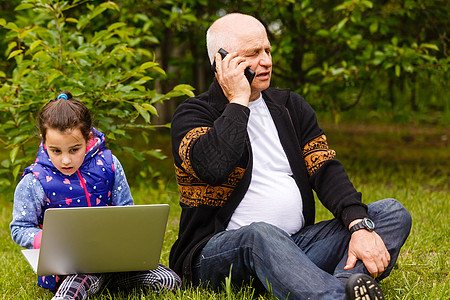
[
  {"xmin": 52, "ymin": 273, "xmax": 111, "ymax": 300},
  {"xmin": 108, "ymin": 264, "xmax": 181, "ymax": 293}
]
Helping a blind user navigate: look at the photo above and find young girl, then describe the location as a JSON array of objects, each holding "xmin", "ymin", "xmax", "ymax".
[{"xmin": 10, "ymin": 91, "xmax": 181, "ymax": 300}]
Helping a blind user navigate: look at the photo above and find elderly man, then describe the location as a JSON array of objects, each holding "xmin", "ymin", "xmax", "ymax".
[{"xmin": 169, "ymin": 13, "xmax": 411, "ymax": 300}]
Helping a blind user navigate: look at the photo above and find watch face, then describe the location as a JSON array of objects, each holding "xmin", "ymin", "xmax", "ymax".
[{"xmin": 364, "ymin": 218, "xmax": 375, "ymax": 230}]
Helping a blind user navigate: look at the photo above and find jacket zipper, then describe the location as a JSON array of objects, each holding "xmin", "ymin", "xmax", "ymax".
[{"xmin": 77, "ymin": 169, "xmax": 91, "ymax": 207}]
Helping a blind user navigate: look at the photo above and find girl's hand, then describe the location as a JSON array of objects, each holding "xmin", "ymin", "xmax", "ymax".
[{"xmin": 33, "ymin": 230, "xmax": 43, "ymax": 249}]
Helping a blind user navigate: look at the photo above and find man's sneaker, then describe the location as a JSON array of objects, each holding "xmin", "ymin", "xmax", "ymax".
[{"xmin": 345, "ymin": 273, "xmax": 385, "ymax": 300}]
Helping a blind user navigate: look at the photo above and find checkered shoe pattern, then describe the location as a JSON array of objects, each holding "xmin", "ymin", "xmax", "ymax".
[{"xmin": 52, "ymin": 264, "xmax": 181, "ymax": 300}]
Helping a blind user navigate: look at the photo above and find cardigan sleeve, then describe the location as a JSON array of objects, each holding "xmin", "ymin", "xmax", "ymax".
[
  {"xmin": 293, "ymin": 93, "xmax": 368, "ymax": 228},
  {"xmin": 171, "ymin": 100, "xmax": 250, "ymax": 186}
]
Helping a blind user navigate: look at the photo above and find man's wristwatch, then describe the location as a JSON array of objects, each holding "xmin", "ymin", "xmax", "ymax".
[{"xmin": 349, "ymin": 217, "xmax": 375, "ymax": 234}]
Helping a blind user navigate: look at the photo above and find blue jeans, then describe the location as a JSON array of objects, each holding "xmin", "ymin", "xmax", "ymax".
[{"xmin": 192, "ymin": 198, "xmax": 411, "ymax": 300}]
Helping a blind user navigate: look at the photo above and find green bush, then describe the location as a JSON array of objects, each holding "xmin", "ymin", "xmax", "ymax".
[{"xmin": 0, "ymin": 0, "xmax": 194, "ymax": 192}]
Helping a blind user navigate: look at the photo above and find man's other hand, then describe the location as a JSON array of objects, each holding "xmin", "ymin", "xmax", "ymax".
[{"xmin": 344, "ymin": 221, "xmax": 390, "ymax": 278}]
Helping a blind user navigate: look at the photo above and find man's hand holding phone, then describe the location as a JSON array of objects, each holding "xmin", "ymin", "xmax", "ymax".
[{"xmin": 213, "ymin": 49, "xmax": 254, "ymax": 107}]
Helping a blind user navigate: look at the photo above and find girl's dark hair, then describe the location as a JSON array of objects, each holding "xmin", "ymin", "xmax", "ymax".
[{"xmin": 39, "ymin": 91, "xmax": 92, "ymax": 142}]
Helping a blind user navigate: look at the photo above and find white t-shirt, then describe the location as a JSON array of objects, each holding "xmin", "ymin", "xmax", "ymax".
[{"xmin": 226, "ymin": 96, "xmax": 304, "ymax": 235}]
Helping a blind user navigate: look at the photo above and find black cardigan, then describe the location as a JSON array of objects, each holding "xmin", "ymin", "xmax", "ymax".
[{"xmin": 169, "ymin": 79, "xmax": 367, "ymax": 281}]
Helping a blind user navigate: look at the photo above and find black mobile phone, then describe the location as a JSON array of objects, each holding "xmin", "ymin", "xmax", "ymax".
[{"xmin": 211, "ymin": 48, "xmax": 256, "ymax": 84}]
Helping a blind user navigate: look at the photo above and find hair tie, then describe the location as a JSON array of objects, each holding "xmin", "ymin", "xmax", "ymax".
[{"xmin": 57, "ymin": 94, "xmax": 68, "ymax": 100}]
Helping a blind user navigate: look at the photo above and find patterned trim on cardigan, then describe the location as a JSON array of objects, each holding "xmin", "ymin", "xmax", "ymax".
[
  {"xmin": 179, "ymin": 127, "xmax": 211, "ymax": 179},
  {"xmin": 175, "ymin": 165, "xmax": 245, "ymax": 207},
  {"xmin": 302, "ymin": 134, "xmax": 336, "ymax": 176}
]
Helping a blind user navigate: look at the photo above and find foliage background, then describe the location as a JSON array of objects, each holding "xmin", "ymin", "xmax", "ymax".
[
  {"xmin": 1, "ymin": 0, "xmax": 448, "ymax": 191},
  {"xmin": 0, "ymin": 0, "xmax": 448, "ymax": 299}
]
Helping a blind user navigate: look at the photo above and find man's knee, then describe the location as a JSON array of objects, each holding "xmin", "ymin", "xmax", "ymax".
[
  {"xmin": 385, "ymin": 198, "xmax": 411, "ymax": 226},
  {"xmin": 237, "ymin": 222, "xmax": 290, "ymax": 246},
  {"xmin": 371, "ymin": 198, "xmax": 412, "ymax": 233}
]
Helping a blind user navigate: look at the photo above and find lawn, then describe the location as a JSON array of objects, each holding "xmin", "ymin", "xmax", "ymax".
[{"xmin": 0, "ymin": 120, "xmax": 448, "ymax": 299}]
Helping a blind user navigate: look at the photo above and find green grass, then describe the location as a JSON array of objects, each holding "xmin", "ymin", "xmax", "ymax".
[{"xmin": 1, "ymin": 121, "xmax": 449, "ymax": 299}]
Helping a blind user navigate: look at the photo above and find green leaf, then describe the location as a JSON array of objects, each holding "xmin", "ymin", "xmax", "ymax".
[
  {"xmin": 151, "ymin": 66, "xmax": 166, "ymax": 75},
  {"xmin": 10, "ymin": 146, "xmax": 20, "ymax": 163},
  {"xmin": 132, "ymin": 76, "xmax": 152, "ymax": 85},
  {"xmin": 173, "ymin": 84, "xmax": 193, "ymax": 90},
  {"xmin": 116, "ymin": 84, "xmax": 133, "ymax": 93},
  {"xmin": 142, "ymin": 103, "xmax": 158, "ymax": 116},
  {"xmin": 7, "ymin": 50, "xmax": 23, "ymax": 60},
  {"xmin": 108, "ymin": 22, "xmax": 127, "ymax": 31},
  {"xmin": 90, "ymin": 6, "xmax": 107, "ymax": 20},
  {"xmin": 29, "ymin": 40, "xmax": 42, "ymax": 52},
  {"xmin": 47, "ymin": 69, "xmax": 64, "ymax": 84},
  {"xmin": 120, "ymin": 91, "xmax": 146, "ymax": 99},
  {"xmin": 369, "ymin": 21, "xmax": 378, "ymax": 34},
  {"xmin": 7, "ymin": 41, "xmax": 17, "ymax": 54},
  {"xmin": 334, "ymin": 17, "xmax": 348, "ymax": 33},
  {"xmin": 165, "ymin": 90, "xmax": 185, "ymax": 99},
  {"xmin": 13, "ymin": 164, "xmax": 22, "ymax": 180},
  {"xmin": 315, "ymin": 29, "xmax": 329, "ymax": 37},
  {"xmin": 69, "ymin": 88, "xmax": 84, "ymax": 97},
  {"xmin": 330, "ymin": 67, "xmax": 346, "ymax": 76},
  {"xmin": 334, "ymin": 3, "xmax": 347, "ymax": 11},
  {"xmin": 133, "ymin": 103, "xmax": 151, "ymax": 123},
  {"xmin": 33, "ymin": 50, "xmax": 51, "ymax": 62},
  {"xmin": 19, "ymin": 28, "xmax": 33, "ymax": 39},
  {"xmin": 384, "ymin": 63, "xmax": 394, "ymax": 70},
  {"xmin": 0, "ymin": 71, "xmax": 6, "ymax": 77},
  {"xmin": 4, "ymin": 22, "xmax": 18, "ymax": 30},
  {"xmin": 395, "ymin": 65, "xmax": 401, "ymax": 77},
  {"xmin": 15, "ymin": 3, "xmax": 34, "ymax": 11},
  {"xmin": 112, "ymin": 129, "xmax": 126, "ymax": 136},
  {"xmin": 150, "ymin": 94, "xmax": 165, "ymax": 104},
  {"xmin": 11, "ymin": 135, "xmax": 28, "ymax": 145},
  {"xmin": 1, "ymin": 159, "xmax": 10, "ymax": 168},
  {"xmin": 182, "ymin": 14, "xmax": 197, "ymax": 22},
  {"xmin": 306, "ymin": 67, "xmax": 322, "ymax": 76},
  {"xmin": 106, "ymin": 133, "xmax": 116, "ymax": 140},
  {"xmin": 391, "ymin": 37, "xmax": 398, "ymax": 46},
  {"xmin": 361, "ymin": 1, "xmax": 373, "ymax": 9},
  {"xmin": 78, "ymin": 59, "xmax": 91, "ymax": 67},
  {"xmin": 420, "ymin": 43, "xmax": 439, "ymax": 51},
  {"xmin": 91, "ymin": 30, "xmax": 109, "ymax": 44},
  {"xmin": 139, "ymin": 62, "xmax": 157, "ymax": 70},
  {"xmin": 173, "ymin": 84, "xmax": 195, "ymax": 97},
  {"xmin": 146, "ymin": 149, "xmax": 167, "ymax": 160},
  {"xmin": 123, "ymin": 146, "xmax": 146, "ymax": 162},
  {"xmin": 101, "ymin": 1, "xmax": 120, "ymax": 11}
]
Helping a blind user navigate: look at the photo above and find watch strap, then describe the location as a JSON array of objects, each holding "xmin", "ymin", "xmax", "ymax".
[
  {"xmin": 350, "ymin": 221, "xmax": 366, "ymax": 234},
  {"xmin": 350, "ymin": 218, "xmax": 375, "ymax": 234}
]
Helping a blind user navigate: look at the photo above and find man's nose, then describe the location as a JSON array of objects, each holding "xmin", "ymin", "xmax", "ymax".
[{"xmin": 259, "ymin": 52, "xmax": 271, "ymax": 66}]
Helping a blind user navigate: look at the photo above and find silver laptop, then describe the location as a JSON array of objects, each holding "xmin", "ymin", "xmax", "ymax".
[{"xmin": 21, "ymin": 204, "xmax": 169, "ymax": 276}]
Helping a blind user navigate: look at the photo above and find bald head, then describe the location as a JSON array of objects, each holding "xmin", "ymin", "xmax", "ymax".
[{"xmin": 206, "ymin": 13, "xmax": 267, "ymax": 64}]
